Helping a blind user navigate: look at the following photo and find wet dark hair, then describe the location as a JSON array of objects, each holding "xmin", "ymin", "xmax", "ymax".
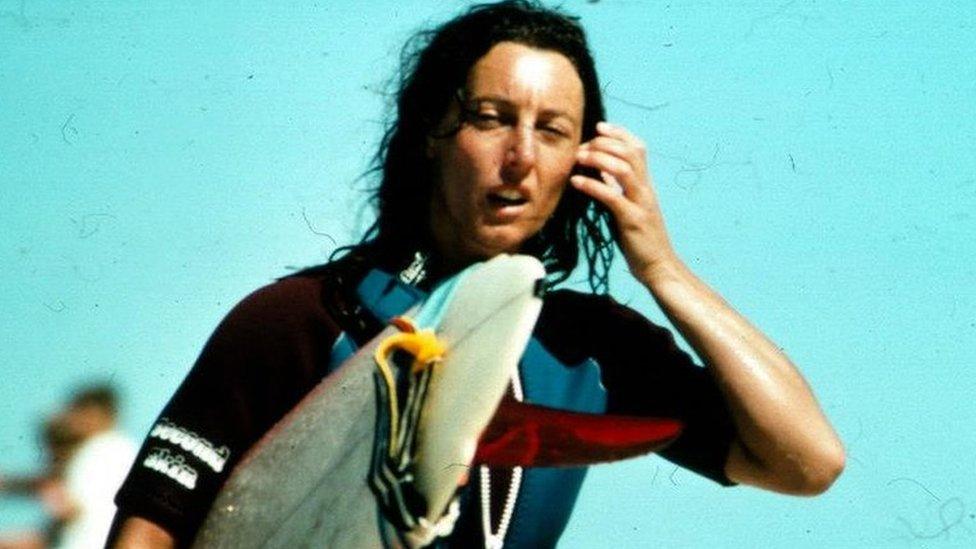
[{"xmin": 358, "ymin": 0, "xmax": 614, "ymax": 292}]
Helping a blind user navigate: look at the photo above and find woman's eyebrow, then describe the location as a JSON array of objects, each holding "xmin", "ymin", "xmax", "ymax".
[
  {"xmin": 464, "ymin": 94, "xmax": 578, "ymax": 123},
  {"xmin": 462, "ymin": 94, "xmax": 512, "ymax": 108}
]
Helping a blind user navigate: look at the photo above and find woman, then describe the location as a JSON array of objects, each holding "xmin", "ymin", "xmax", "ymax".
[{"xmin": 109, "ymin": 1, "xmax": 844, "ymax": 547}]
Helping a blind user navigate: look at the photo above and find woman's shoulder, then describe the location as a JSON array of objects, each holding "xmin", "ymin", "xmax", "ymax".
[
  {"xmin": 218, "ymin": 252, "xmax": 374, "ymax": 335},
  {"xmin": 534, "ymin": 288, "xmax": 622, "ymax": 364},
  {"xmin": 542, "ymin": 287, "xmax": 624, "ymax": 317},
  {"xmin": 540, "ymin": 287, "xmax": 675, "ymax": 345}
]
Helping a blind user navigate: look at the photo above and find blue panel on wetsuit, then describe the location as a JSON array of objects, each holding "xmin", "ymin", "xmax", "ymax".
[
  {"xmin": 325, "ymin": 270, "xmax": 427, "ymax": 374},
  {"xmin": 355, "ymin": 269, "xmax": 426, "ymax": 324},
  {"xmin": 504, "ymin": 341, "xmax": 607, "ymax": 549},
  {"xmin": 519, "ymin": 338, "xmax": 606, "ymax": 413},
  {"xmin": 411, "ymin": 273, "xmax": 463, "ymax": 330}
]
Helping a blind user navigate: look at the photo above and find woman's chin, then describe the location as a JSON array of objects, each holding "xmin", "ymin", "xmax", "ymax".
[
  {"xmin": 470, "ymin": 230, "xmax": 531, "ymax": 259},
  {"xmin": 434, "ymin": 224, "xmax": 537, "ymax": 266}
]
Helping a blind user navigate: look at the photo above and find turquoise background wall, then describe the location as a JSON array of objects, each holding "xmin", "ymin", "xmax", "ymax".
[{"xmin": 2, "ymin": 1, "xmax": 974, "ymax": 547}]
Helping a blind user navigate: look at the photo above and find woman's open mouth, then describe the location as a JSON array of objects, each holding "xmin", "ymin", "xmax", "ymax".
[{"xmin": 487, "ymin": 189, "xmax": 528, "ymax": 208}]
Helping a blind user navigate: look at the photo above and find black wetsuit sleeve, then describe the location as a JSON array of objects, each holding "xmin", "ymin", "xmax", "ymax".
[
  {"xmin": 113, "ymin": 276, "xmax": 342, "ymax": 544},
  {"xmin": 590, "ymin": 295, "xmax": 737, "ymax": 486}
]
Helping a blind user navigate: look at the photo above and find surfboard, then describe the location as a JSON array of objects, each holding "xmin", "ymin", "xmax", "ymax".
[{"xmin": 191, "ymin": 254, "xmax": 547, "ymax": 549}]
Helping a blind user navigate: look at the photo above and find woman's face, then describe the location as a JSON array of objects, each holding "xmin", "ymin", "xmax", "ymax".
[{"xmin": 427, "ymin": 41, "xmax": 585, "ymax": 266}]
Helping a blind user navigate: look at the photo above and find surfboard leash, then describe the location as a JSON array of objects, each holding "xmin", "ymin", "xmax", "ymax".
[
  {"xmin": 373, "ymin": 316, "xmax": 445, "ymax": 456},
  {"xmin": 370, "ymin": 316, "xmax": 461, "ymax": 548}
]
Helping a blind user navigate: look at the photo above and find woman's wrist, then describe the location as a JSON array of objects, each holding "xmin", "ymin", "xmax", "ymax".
[{"xmin": 633, "ymin": 250, "xmax": 685, "ymax": 292}]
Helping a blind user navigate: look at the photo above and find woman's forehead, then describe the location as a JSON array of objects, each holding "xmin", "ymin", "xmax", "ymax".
[{"xmin": 465, "ymin": 42, "xmax": 584, "ymax": 119}]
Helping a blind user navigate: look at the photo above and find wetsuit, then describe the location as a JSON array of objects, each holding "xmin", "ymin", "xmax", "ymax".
[{"xmin": 113, "ymin": 250, "xmax": 735, "ymax": 546}]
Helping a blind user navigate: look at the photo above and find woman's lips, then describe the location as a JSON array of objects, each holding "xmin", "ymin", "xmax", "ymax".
[
  {"xmin": 488, "ymin": 195, "xmax": 528, "ymax": 207},
  {"xmin": 486, "ymin": 191, "xmax": 529, "ymax": 220},
  {"xmin": 487, "ymin": 188, "xmax": 528, "ymax": 207}
]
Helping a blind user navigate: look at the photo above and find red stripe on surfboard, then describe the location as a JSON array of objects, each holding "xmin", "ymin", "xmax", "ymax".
[{"xmin": 474, "ymin": 398, "xmax": 684, "ymax": 468}]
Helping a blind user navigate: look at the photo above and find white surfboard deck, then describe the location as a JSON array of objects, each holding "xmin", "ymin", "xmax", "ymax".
[{"xmin": 191, "ymin": 255, "xmax": 545, "ymax": 548}]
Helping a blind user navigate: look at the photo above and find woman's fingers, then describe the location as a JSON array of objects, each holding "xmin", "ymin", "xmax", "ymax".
[
  {"xmin": 600, "ymin": 171, "xmax": 624, "ymax": 195},
  {"xmin": 570, "ymin": 173, "xmax": 629, "ymax": 213},
  {"xmin": 596, "ymin": 121, "xmax": 645, "ymax": 151},
  {"xmin": 580, "ymin": 136, "xmax": 632, "ymax": 163},
  {"xmin": 574, "ymin": 122, "xmax": 674, "ymax": 277},
  {"xmin": 577, "ymin": 122, "xmax": 651, "ymax": 195},
  {"xmin": 576, "ymin": 148, "xmax": 645, "ymax": 199},
  {"xmin": 576, "ymin": 148, "xmax": 634, "ymax": 180}
]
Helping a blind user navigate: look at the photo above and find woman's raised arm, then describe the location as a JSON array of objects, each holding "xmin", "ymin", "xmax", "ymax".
[{"xmin": 572, "ymin": 121, "xmax": 845, "ymax": 494}]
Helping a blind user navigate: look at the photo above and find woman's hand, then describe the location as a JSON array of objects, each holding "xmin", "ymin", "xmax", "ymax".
[{"xmin": 571, "ymin": 121, "xmax": 676, "ymax": 285}]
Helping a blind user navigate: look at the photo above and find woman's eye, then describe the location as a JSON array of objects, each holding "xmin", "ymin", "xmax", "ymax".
[
  {"xmin": 539, "ymin": 125, "xmax": 569, "ymax": 140},
  {"xmin": 465, "ymin": 111, "xmax": 503, "ymax": 129}
]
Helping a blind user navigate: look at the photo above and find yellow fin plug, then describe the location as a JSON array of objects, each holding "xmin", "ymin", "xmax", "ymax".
[{"xmin": 374, "ymin": 316, "xmax": 447, "ymax": 455}]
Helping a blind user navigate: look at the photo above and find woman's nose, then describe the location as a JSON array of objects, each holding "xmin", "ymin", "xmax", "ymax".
[{"xmin": 502, "ymin": 126, "xmax": 536, "ymax": 182}]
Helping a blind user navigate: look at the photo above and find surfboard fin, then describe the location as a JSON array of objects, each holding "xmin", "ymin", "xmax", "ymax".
[{"xmin": 474, "ymin": 398, "xmax": 684, "ymax": 468}]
